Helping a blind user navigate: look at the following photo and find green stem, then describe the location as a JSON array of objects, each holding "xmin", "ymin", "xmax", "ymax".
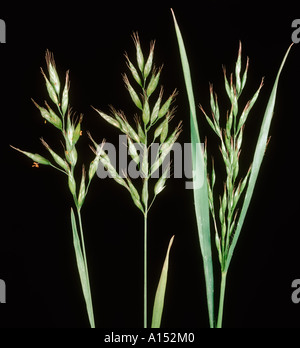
[
  {"xmin": 77, "ymin": 207, "xmax": 95, "ymax": 328},
  {"xmin": 217, "ymin": 271, "xmax": 227, "ymax": 328},
  {"xmin": 144, "ymin": 210, "xmax": 148, "ymax": 329},
  {"xmin": 143, "ymin": 119, "xmax": 149, "ymax": 329}
]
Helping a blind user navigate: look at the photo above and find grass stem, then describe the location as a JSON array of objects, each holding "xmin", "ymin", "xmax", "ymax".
[
  {"xmin": 217, "ymin": 271, "xmax": 227, "ymax": 328},
  {"xmin": 144, "ymin": 210, "xmax": 148, "ymax": 329}
]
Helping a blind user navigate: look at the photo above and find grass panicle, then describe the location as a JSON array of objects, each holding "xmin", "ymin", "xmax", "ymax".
[
  {"xmin": 201, "ymin": 42, "xmax": 264, "ymax": 272},
  {"xmin": 201, "ymin": 42, "xmax": 293, "ymax": 328},
  {"xmin": 93, "ymin": 33, "xmax": 180, "ymax": 328},
  {"xmin": 11, "ymin": 50, "xmax": 99, "ymax": 328}
]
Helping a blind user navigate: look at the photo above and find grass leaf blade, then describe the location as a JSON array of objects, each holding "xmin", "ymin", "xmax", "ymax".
[
  {"xmin": 151, "ymin": 236, "xmax": 175, "ymax": 328},
  {"xmin": 71, "ymin": 208, "xmax": 95, "ymax": 328},
  {"xmin": 225, "ymin": 44, "xmax": 293, "ymax": 271},
  {"xmin": 171, "ymin": 9, "xmax": 214, "ymax": 328}
]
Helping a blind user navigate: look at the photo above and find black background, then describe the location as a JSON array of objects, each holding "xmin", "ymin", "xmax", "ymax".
[{"xmin": 1, "ymin": 1, "xmax": 300, "ymax": 328}]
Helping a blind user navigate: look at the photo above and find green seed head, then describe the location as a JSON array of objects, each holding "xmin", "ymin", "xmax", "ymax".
[
  {"xmin": 211, "ymin": 159, "xmax": 216, "ymax": 189},
  {"xmin": 136, "ymin": 117, "xmax": 146, "ymax": 144},
  {"xmin": 144, "ymin": 41, "xmax": 155, "ymax": 80},
  {"xmin": 123, "ymin": 74, "xmax": 143, "ymax": 110},
  {"xmin": 158, "ymin": 90, "xmax": 177, "ymax": 119},
  {"xmin": 44, "ymin": 101, "xmax": 62, "ymax": 130},
  {"xmin": 92, "ymin": 107, "xmax": 121, "ymax": 129},
  {"xmin": 241, "ymin": 57, "xmax": 249, "ymax": 92},
  {"xmin": 10, "ymin": 145, "xmax": 51, "ymax": 166},
  {"xmin": 128, "ymin": 137, "xmax": 140, "ymax": 165},
  {"xmin": 154, "ymin": 118, "xmax": 167, "ymax": 140},
  {"xmin": 32, "ymin": 99, "xmax": 62, "ymax": 129},
  {"xmin": 125, "ymin": 52, "xmax": 143, "ymax": 87},
  {"xmin": 61, "ymin": 70, "xmax": 70, "ymax": 116},
  {"xmin": 154, "ymin": 164, "xmax": 170, "ymax": 196},
  {"xmin": 88, "ymin": 158, "xmax": 99, "ymax": 183},
  {"xmin": 78, "ymin": 166, "xmax": 86, "ymax": 209},
  {"xmin": 87, "ymin": 138, "xmax": 104, "ymax": 182},
  {"xmin": 150, "ymin": 88, "xmax": 163, "ymax": 125},
  {"xmin": 142, "ymin": 179, "xmax": 149, "ymax": 207},
  {"xmin": 160, "ymin": 121, "xmax": 182, "ymax": 155},
  {"xmin": 66, "ymin": 146, "xmax": 78, "ymax": 167},
  {"xmin": 40, "ymin": 68, "xmax": 59, "ymax": 106},
  {"xmin": 40, "ymin": 138, "xmax": 69, "ymax": 172},
  {"xmin": 125, "ymin": 176, "xmax": 143, "ymax": 212},
  {"xmin": 45, "ymin": 50, "xmax": 61, "ymax": 95},
  {"xmin": 160, "ymin": 118, "xmax": 169, "ymax": 144},
  {"xmin": 73, "ymin": 114, "xmax": 83, "ymax": 146},
  {"xmin": 221, "ymin": 186, "xmax": 227, "ymax": 216},
  {"xmin": 235, "ymin": 41, "xmax": 242, "ymax": 95},
  {"xmin": 68, "ymin": 173, "xmax": 76, "ymax": 197},
  {"xmin": 209, "ymin": 83, "xmax": 216, "ymax": 115},
  {"xmin": 142, "ymin": 98, "xmax": 150, "ymax": 126},
  {"xmin": 132, "ymin": 32, "xmax": 145, "ymax": 74},
  {"xmin": 146, "ymin": 67, "xmax": 162, "ymax": 97},
  {"xmin": 141, "ymin": 145, "xmax": 149, "ymax": 178}
]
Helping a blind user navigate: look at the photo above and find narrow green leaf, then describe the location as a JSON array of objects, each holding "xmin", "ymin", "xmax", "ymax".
[
  {"xmin": 71, "ymin": 208, "xmax": 95, "ymax": 328},
  {"xmin": 225, "ymin": 44, "xmax": 293, "ymax": 272},
  {"xmin": 172, "ymin": 9, "xmax": 214, "ymax": 328},
  {"xmin": 151, "ymin": 235, "xmax": 175, "ymax": 328}
]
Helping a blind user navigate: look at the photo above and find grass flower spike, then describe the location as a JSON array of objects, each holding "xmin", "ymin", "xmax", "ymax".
[
  {"xmin": 11, "ymin": 51, "xmax": 99, "ymax": 328},
  {"xmin": 93, "ymin": 33, "xmax": 181, "ymax": 328}
]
